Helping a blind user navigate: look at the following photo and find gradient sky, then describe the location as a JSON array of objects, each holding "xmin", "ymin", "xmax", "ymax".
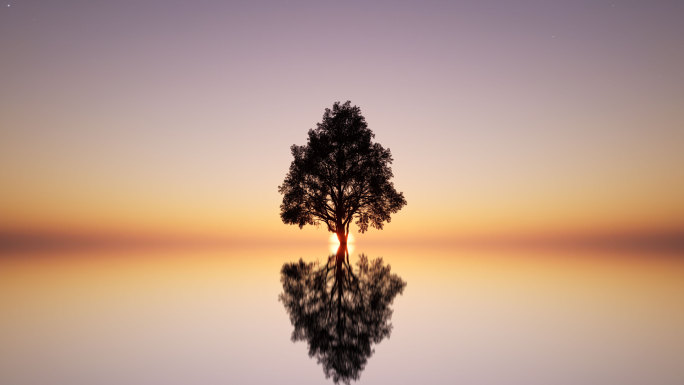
[{"xmin": 1, "ymin": 0, "xmax": 683, "ymax": 246}]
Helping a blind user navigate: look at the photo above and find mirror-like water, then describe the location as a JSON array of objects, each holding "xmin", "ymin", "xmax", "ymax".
[
  {"xmin": 280, "ymin": 245, "xmax": 406, "ymax": 384},
  {"xmin": 1, "ymin": 245, "xmax": 683, "ymax": 385}
]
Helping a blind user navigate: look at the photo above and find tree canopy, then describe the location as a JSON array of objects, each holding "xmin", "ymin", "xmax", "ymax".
[{"xmin": 279, "ymin": 101, "xmax": 406, "ymax": 243}]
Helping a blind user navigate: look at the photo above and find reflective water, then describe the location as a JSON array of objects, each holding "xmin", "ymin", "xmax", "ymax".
[
  {"xmin": 1, "ymin": 245, "xmax": 683, "ymax": 385},
  {"xmin": 280, "ymin": 246, "xmax": 405, "ymax": 384}
]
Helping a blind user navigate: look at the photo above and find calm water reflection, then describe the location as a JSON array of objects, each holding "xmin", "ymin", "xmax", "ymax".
[
  {"xmin": 1, "ymin": 246, "xmax": 683, "ymax": 385},
  {"xmin": 280, "ymin": 245, "xmax": 405, "ymax": 384}
]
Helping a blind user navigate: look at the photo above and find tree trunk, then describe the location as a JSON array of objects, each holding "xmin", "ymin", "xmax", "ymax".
[{"xmin": 336, "ymin": 229, "xmax": 348, "ymax": 245}]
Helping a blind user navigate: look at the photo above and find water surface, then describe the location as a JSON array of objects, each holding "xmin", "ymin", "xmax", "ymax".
[{"xmin": 1, "ymin": 245, "xmax": 683, "ymax": 384}]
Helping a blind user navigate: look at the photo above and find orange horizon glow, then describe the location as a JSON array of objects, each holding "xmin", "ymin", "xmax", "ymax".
[{"xmin": 1, "ymin": 222, "xmax": 682, "ymax": 255}]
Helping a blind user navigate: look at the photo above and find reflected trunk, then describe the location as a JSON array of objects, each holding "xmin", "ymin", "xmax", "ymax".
[
  {"xmin": 335, "ymin": 244, "xmax": 347, "ymax": 308},
  {"xmin": 335, "ymin": 244, "xmax": 347, "ymax": 264}
]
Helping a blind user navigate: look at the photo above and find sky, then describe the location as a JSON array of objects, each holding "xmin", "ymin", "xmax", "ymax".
[{"xmin": 1, "ymin": 0, "xmax": 683, "ymax": 249}]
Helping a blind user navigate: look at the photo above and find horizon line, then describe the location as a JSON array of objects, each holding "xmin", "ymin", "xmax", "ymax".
[{"xmin": 2, "ymin": 228, "xmax": 683, "ymax": 254}]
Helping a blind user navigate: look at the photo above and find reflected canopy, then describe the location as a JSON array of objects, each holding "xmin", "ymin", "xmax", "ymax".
[{"xmin": 280, "ymin": 246, "xmax": 406, "ymax": 384}]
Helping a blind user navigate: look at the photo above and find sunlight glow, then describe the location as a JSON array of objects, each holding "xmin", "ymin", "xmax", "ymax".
[{"xmin": 329, "ymin": 233, "xmax": 355, "ymax": 255}]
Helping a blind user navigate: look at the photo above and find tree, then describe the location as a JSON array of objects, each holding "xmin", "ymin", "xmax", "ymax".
[{"xmin": 279, "ymin": 101, "xmax": 406, "ymax": 247}]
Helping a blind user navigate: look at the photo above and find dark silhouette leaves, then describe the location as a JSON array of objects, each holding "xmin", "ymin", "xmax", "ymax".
[{"xmin": 279, "ymin": 101, "xmax": 406, "ymax": 239}]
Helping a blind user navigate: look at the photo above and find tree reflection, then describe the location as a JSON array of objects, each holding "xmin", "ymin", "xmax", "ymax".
[{"xmin": 280, "ymin": 245, "xmax": 406, "ymax": 384}]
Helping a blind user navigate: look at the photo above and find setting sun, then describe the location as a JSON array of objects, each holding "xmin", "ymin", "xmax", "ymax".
[{"xmin": 329, "ymin": 233, "xmax": 355, "ymax": 254}]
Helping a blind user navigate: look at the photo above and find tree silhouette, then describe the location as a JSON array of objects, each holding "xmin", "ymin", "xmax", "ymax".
[
  {"xmin": 280, "ymin": 246, "xmax": 406, "ymax": 384},
  {"xmin": 279, "ymin": 101, "xmax": 406, "ymax": 246}
]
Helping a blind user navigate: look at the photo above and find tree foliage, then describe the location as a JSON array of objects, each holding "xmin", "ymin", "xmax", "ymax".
[{"xmin": 279, "ymin": 101, "xmax": 406, "ymax": 241}]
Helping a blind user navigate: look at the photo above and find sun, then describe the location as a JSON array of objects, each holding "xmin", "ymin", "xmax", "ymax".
[{"xmin": 329, "ymin": 233, "xmax": 355, "ymax": 255}]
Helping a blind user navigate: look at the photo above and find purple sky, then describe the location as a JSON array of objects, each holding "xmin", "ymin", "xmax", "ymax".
[{"xmin": 1, "ymin": 1, "xmax": 683, "ymax": 244}]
